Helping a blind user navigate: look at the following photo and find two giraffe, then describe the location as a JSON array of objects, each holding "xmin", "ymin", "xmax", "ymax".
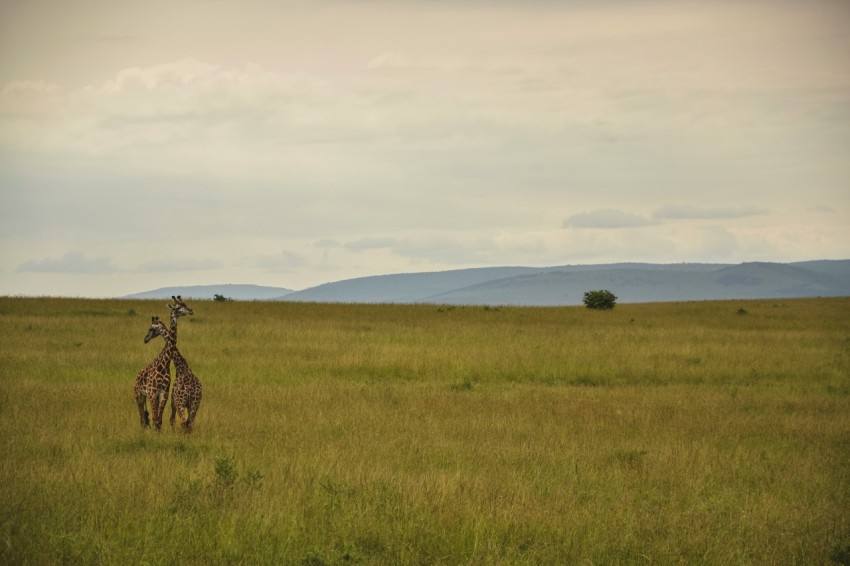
[{"xmin": 134, "ymin": 296, "xmax": 203, "ymax": 432}]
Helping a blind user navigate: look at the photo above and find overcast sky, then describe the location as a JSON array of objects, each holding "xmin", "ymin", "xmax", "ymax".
[{"xmin": 1, "ymin": 0, "xmax": 848, "ymax": 297}]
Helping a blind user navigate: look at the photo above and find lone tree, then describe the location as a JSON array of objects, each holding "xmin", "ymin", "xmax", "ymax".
[{"xmin": 583, "ymin": 289, "xmax": 617, "ymax": 310}]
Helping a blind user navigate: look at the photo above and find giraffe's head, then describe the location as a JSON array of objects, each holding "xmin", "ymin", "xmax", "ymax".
[
  {"xmin": 168, "ymin": 295, "xmax": 194, "ymax": 318},
  {"xmin": 144, "ymin": 316, "xmax": 170, "ymax": 343},
  {"xmin": 168, "ymin": 295, "xmax": 195, "ymax": 318}
]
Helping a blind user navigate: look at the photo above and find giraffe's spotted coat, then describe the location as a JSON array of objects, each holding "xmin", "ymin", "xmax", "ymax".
[
  {"xmin": 134, "ymin": 316, "xmax": 176, "ymax": 430},
  {"xmin": 167, "ymin": 296, "xmax": 203, "ymax": 433}
]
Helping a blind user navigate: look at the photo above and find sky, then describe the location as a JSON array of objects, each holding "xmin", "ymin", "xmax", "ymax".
[{"xmin": 1, "ymin": 0, "xmax": 848, "ymax": 297}]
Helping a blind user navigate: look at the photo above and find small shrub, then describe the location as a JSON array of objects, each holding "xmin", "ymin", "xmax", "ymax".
[
  {"xmin": 213, "ymin": 294, "xmax": 232, "ymax": 302},
  {"xmin": 451, "ymin": 378, "xmax": 475, "ymax": 391},
  {"xmin": 214, "ymin": 455, "xmax": 238, "ymax": 488},
  {"xmin": 583, "ymin": 289, "xmax": 617, "ymax": 310},
  {"xmin": 170, "ymin": 477, "xmax": 204, "ymax": 513},
  {"xmin": 243, "ymin": 467, "xmax": 264, "ymax": 491},
  {"xmin": 612, "ymin": 448, "xmax": 648, "ymax": 469},
  {"xmin": 831, "ymin": 543, "xmax": 850, "ymax": 565},
  {"xmin": 301, "ymin": 552, "xmax": 329, "ymax": 566}
]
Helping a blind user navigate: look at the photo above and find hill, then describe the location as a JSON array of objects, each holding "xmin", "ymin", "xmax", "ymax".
[
  {"xmin": 279, "ymin": 266, "xmax": 543, "ymax": 303},
  {"xmin": 424, "ymin": 261, "xmax": 850, "ymax": 306},
  {"xmin": 122, "ymin": 260, "xmax": 850, "ymax": 305},
  {"xmin": 279, "ymin": 260, "xmax": 850, "ymax": 305},
  {"xmin": 123, "ymin": 284, "xmax": 293, "ymax": 301}
]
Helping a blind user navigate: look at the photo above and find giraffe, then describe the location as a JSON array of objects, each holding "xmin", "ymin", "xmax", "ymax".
[
  {"xmin": 166, "ymin": 296, "xmax": 203, "ymax": 433},
  {"xmin": 134, "ymin": 316, "xmax": 177, "ymax": 430}
]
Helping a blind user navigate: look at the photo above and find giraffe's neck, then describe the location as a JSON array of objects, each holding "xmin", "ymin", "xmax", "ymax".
[
  {"xmin": 157, "ymin": 324, "xmax": 177, "ymax": 365},
  {"xmin": 170, "ymin": 309, "xmax": 179, "ymax": 346},
  {"xmin": 169, "ymin": 310, "xmax": 189, "ymax": 369}
]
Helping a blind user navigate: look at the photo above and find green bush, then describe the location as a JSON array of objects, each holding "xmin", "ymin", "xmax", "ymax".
[
  {"xmin": 214, "ymin": 455, "xmax": 239, "ymax": 488},
  {"xmin": 583, "ymin": 289, "xmax": 617, "ymax": 310}
]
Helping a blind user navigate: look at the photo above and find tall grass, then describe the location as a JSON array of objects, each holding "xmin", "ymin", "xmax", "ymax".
[{"xmin": 0, "ymin": 296, "xmax": 848, "ymax": 564}]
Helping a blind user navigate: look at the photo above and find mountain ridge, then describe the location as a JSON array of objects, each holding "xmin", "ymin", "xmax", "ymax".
[
  {"xmin": 124, "ymin": 284, "xmax": 294, "ymax": 301},
  {"xmin": 419, "ymin": 261, "xmax": 850, "ymax": 306},
  {"xmin": 123, "ymin": 260, "xmax": 850, "ymax": 305}
]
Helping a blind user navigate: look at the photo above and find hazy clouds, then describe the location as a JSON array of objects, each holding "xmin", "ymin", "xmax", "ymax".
[
  {"xmin": 652, "ymin": 205, "xmax": 768, "ymax": 220},
  {"xmin": 17, "ymin": 251, "xmax": 119, "ymax": 274},
  {"xmin": 565, "ymin": 210, "xmax": 659, "ymax": 230},
  {"xmin": 1, "ymin": 0, "xmax": 848, "ymax": 296}
]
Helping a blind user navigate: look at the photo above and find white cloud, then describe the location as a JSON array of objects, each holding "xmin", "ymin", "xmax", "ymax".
[
  {"xmin": 653, "ymin": 205, "xmax": 767, "ymax": 220},
  {"xmin": 249, "ymin": 250, "xmax": 308, "ymax": 273},
  {"xmin": 808, "ymin": 204, "xmax": 835, "ymax": 214},
  {"xmin": 99, "ymin": 58, "xmax": 224, "ymax": 93},
  {"xmin": 138, "ymin": 258, "xmax": 224, "ymax": 272},
  {"xmin": 342, "ymin": 237, "xmax": 399, "ymax": 251},
  {"xmin": 564, "ymin": 209, "xmax": 657, "ymax": 229},
  {"xmin": 17, "ymin": 251, "xmax": 119, "ymax": 274},
  {"xmin": 674, "ymin": 225, "xmax": 741, "ymax": 259},
  {"xmin": 365, "ymin": 52, "xmax": 488, "ymax": 74},
  {"xmin": 1, "ymin": 59, "xmax": 317, "ymax": 161},
  {"xmin": 1, "ymin": 80, "xmax": 60, "ymax": 97},
  {"xmin": 390, "ymin": 235, "xmax": 493, "ymax": 264}
]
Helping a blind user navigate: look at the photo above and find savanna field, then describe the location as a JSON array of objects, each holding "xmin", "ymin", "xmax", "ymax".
[{"xmin": 1, "ymin": 296, "xmax": 848, "ymax": 565}]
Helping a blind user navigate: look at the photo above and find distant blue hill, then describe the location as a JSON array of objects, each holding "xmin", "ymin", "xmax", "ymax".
[
  {"xmin": 122, "ymin": 260, "xmax": 850, "ymax": 305},
  {"xmin": 278, "ymin": 260, "xmax": 850, "ymax": 306},
  {"xmin": 123, "ymin": 284, "xmax": 293, "ymax": 301},
  {"xmin": 280, "ymin": 266, "xmax": 544, "ymax": 303}
]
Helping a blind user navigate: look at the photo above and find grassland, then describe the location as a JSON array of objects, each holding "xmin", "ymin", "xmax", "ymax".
[{"xmin": 0, "ymin": 296, "xmax": 848, "ymax": 564}]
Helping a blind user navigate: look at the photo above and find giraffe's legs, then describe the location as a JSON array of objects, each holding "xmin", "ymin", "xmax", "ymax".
[
  {"xmin": 135, "ymin": 390, "xmax": 150, "ymax": 428},
  {"xmin": 176, "ymin": 402, "xmax": 188, "ymax": 432},
  {"xmin": 171, "ymin": 383, "xmax": 187, "ymax": 429},
  {"xmin": 185, "ymin": 392, "xmax": 201, "ymax": 433},
  {"xmin": 151, "ymin": 388, "xmax": 168, "ymax": 431},
  {"xmin": 184, "ymin": 410, "xmax": 196, "ymax": 433}
]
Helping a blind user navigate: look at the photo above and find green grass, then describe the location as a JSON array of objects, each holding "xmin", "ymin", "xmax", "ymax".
[{"xmin": 1, "ymin": 296, "xmax": 849, "ymax": 564}]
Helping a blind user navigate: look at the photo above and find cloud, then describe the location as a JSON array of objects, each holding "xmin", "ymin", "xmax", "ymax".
[
  {"xmin": 1, "ymin": 80, "xmax": 60, "ymax": 97},
  {"xmin": 366, "ymin": 52, "xmax": 474, "ymax": 73},
  {"xmin": 343, "ymin": 237, "xmax": 399, "ymax": 251},
  {"xmin": 682, "ymin": 225, "xmax": 741, "ymax": 259},
  {"xmin": 0, "ymin": 58, "xmax": 294, "ymax": 159},
  {"xmin": 99, "ymin": 58, "xmax": 230, "ymax": 94},
  {"xmin": 138, "ymin": 258, "xmax": 224, "ymax": 272},
  {"xmin": 564, "ymin": 209, "xmax": 657, "ymax": 229},
  {"xmin": 365, "ymin": 52, "xmax": 415, "ymax": 71},
  {"xmin": 387, "ymin": 232, "xmax": 554, "ymax": 266},
  {"xmin": 0, "ymin": 51, "xmax": 652, "ymax": 176},
  {"xmin": 652, "ymin": 205, "xmax": 767, "ymax": 220},
  {"xmin": 808, "ymin": 204, "xmax": 835, "ymax": 214},
  {"xmin": 249, "ymin": 250, "xmax": 308, "ymax": 273},
  {"xmin": 17, "ymin": 251, "xmax": 118, "ymax": 274}
]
